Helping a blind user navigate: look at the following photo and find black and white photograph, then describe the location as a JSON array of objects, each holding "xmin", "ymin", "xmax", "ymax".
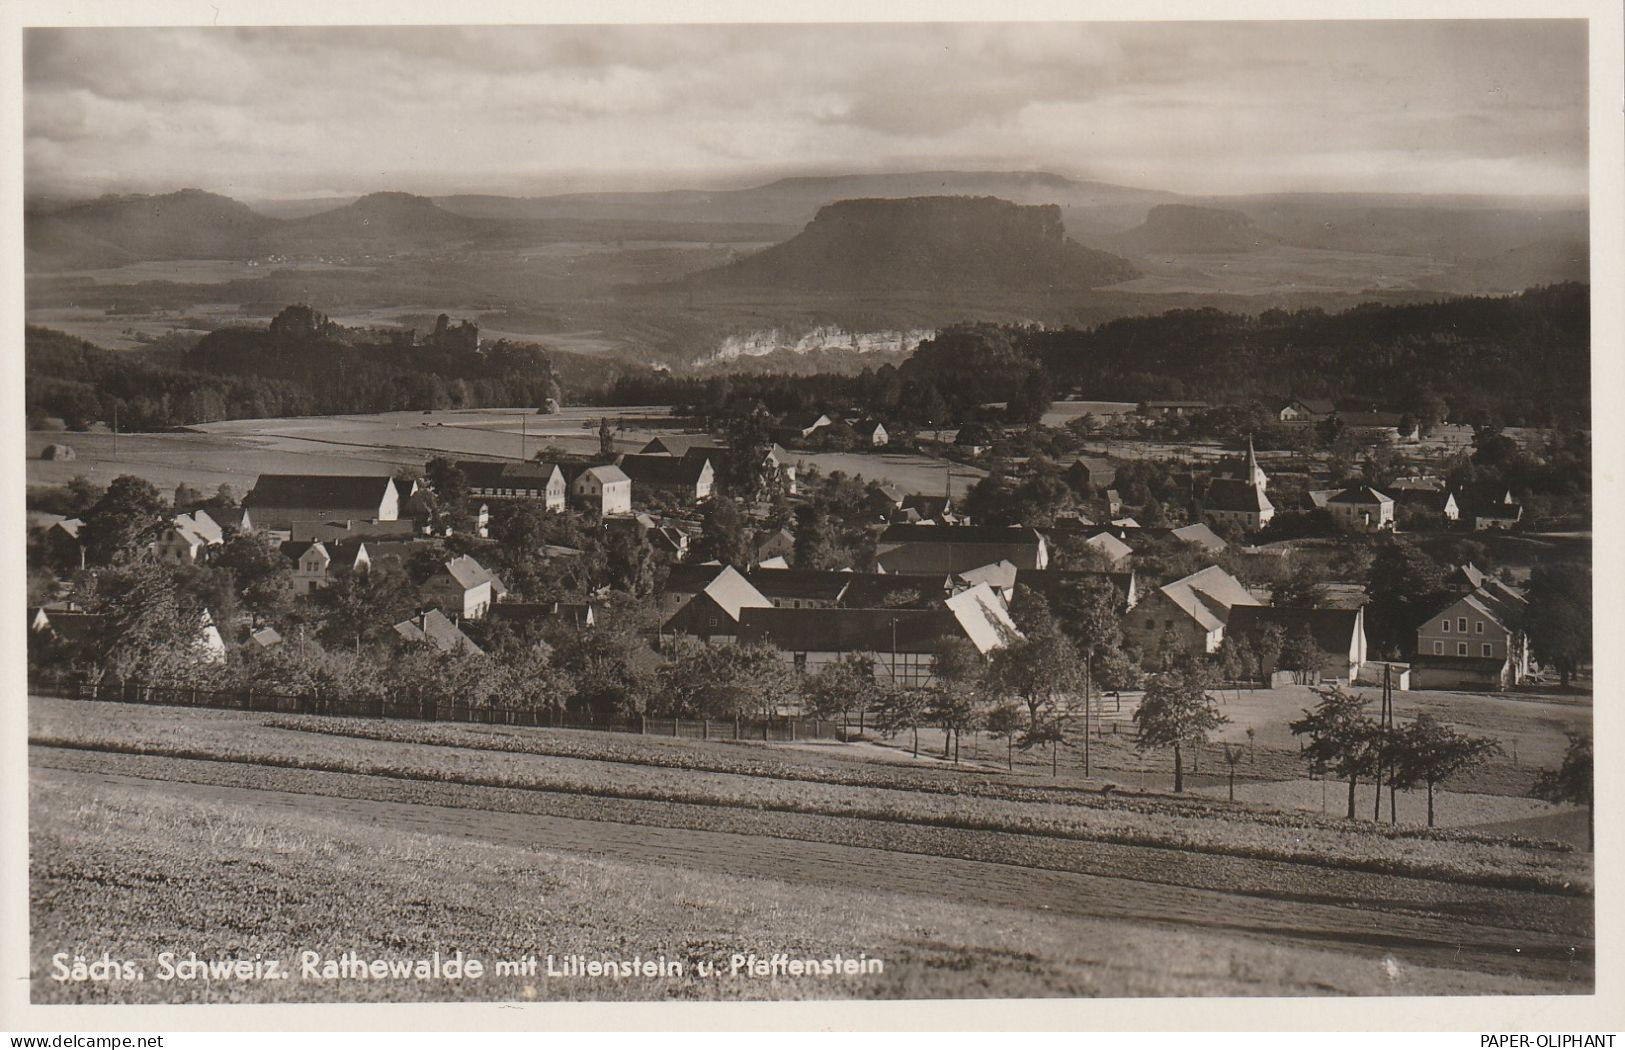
[{"xmin": 4, "ymin": 3, "xmax": 1618, "ymax": 1027}]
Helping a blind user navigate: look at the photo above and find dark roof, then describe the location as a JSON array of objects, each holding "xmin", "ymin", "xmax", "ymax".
[
  {"xmin": 246, "ymin": 474, "xmax": 395, "ymax": 510},
  {"xmin": 1205, "ymin": 478, "xmax": 1273, "ymax": 513},
  {"xmin": 1226, "ymin": 606, "xmax": 1363, "ymax": 655},
  {"xmin": 878, "ymin": 523, "xmax": 1043, "ymax": 546},
  {"xmin": 1410, "ymin": 653, "xmax": 1510, "ymax": 672},
  {"xmin": 488, "ymin": 602, "xmax": 595, "ymax": 627},
  {"xmin": 901, "ymin": 495, "xmax": 952, "ymax": 517},
  {"xmin": 837, "ymin": 572, "xmax": 951, "ymax": 608},
  {"xmin": 1012, "ymin": 569, "xmax": 1136, "ymax": 606},
  {"xmin": 663, "ymin": 563, "xmax": 727, "ymax": 595},
  {"xmin": 1069, "ymin": 456, "xmax": 1116, "ymax": 479},
  {"xmin": 1295, "ymin": 399, "xmax": 1337, "ymax": 415},
  {"xmin": 455, "ymin": 459, "xmax": 561, "ymax": 488},
  {"xmin": 739, "ymin": 606, "xmax": 962, "ymax": 654},
  {"xmin": 615, "ymin": 453, "xmax": 711, "ymax": 487},
  {"xmin": 1142, "ymin": 400, "xmax": 1210, "ymax": 409},
  {"xmin": 1393, "ymin": 489, "xmax": 1456, "ymax": 512},
  {"xmin": 1327, "ymin": 485, "xmax": 1393, "ymax": 505},
  {"xmin": 642, "ymin": 435, "xmax": 724, "ymax": 456},
  {"xmin": 746, "ymin": 568, "xmax": 853, "ymax": 602}
]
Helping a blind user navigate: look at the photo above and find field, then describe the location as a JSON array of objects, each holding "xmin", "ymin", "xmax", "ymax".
[
  {"xmin": 28, "ymin": 696, "xmax": 1593, "ymax": 1002},
  {"xmin": 28, "ymin": 406, "xmax": 988, "ymax": 499}
]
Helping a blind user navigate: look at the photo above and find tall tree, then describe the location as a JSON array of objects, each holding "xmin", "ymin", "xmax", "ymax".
[
  {"xmin": 80, "ymin": 474, "xmax": 169, "ymax": 565},
  {"xmin": 1271, "ymin": 564, "xmax": 1329, "ymax": 608},
  {"xmin": 1525, "ymin": 560, "xmax": 1591, "ymax": 687},
  {"xmin": 1365, "ymin": 539, "xmax": 1449, "ymax": 656},
  {"xmin": 692, "ymin": 497, "xmax": 753, "ymax": 569}
]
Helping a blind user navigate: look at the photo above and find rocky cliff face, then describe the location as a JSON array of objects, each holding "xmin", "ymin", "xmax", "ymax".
[
  {"xmin": 706, "ymin": 325, "xmax": 934, "ymax": 364},
  {"xmin": 680, "ymin": 195, "xmax": 1137, "ymax": 294},
  {"xmin": 1110, "ymin": 203, "xmax": 1280, "ymax": 254}
]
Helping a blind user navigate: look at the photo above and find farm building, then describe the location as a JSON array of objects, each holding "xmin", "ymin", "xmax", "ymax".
[
  {"xmin": 1225, "ymin": 605, "xmax": 1368, "ymax": 684},
  {"xmin": 152, "ymin": 510, "xmax": 225, "ymax": 566},
  {"xmin": 1012, "ymin": 568, "xmax": 1139, "ymax": 612},
  {"xmin": 875, "ymin": 523, "xmax": 1049, "ymax": 574},
  {"xmin": 245, "ymin": 474, "xmax": 402, "ymax": 533},
  {"xmin": 1066, "ymin": 456, "xmax": 1117, "ymax": 494},
  {"xmin": 1122, "ymin": 565, "xmax": 1261, "ymax": 657},
  {"xmin": 737, "ymin": 582, "xmax": 1018, "ymax": 687},
  {"xmin": 661, "ymin": 565, "xmax": 773, "ymax": 643},
  {"xmin": 615, "ymin": 453, "xmax": 715, "ymax": 502},
  {"xmin": 420, "ymin": 554, "xmax": 506, "ymax": 620},
  {"xmin": 1326, "ymin": 486, "xmax": 1396, "ymax": 532},
  {"xmin": 456, "ymin": 459, "xmax": 566, "ymax": 510},
  {"xmin": 278, "ymin": 540, "xmax": 371, "ymax": 595}
]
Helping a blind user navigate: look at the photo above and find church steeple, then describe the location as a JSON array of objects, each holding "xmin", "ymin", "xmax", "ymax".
[{"xmin": 1245, "ymin": 434, "xmax": 1268, "ymax": 491}]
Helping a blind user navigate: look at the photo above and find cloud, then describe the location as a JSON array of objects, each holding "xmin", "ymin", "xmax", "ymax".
[{"xmin": 21, "ymin": 20, "xmax": 1588, "ymax": 200}]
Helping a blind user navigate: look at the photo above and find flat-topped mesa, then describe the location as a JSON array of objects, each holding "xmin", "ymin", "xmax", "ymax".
[{"xmin": 680, "ymin": 194, "xmax": 1137, "ymax": 294}]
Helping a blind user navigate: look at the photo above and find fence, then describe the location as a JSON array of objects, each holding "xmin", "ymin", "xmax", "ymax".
[{"xmin": 32, "ymin": 677, "xmax": 850, "ymax": 743}]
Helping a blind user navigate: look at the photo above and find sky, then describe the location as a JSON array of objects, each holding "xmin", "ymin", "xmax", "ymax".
[{"xmin": 22, "ymin": 20, "xmax": 1590, "ymax": 201}]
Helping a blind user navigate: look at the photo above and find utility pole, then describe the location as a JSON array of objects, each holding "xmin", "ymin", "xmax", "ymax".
[
  {"xmin": 1384, "ymin": 663, "xmax": 1397, "ymax": 824},
  {"xmin": 1083, "ymin": 659, "xmax": 1092, "ymax": 778},
  {"xmin": 520, "ymin": 414, "xmax": 526, "ymax": 461}
]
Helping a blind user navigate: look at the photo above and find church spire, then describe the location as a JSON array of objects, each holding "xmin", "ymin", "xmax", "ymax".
[{"xmin": 1246, "ymin": 434, "xmax": 1268, "ymax": 491}]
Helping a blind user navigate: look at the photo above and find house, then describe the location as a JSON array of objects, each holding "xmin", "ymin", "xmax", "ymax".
[
  {"xmin": 565, "ymin": 464, "xmax": 632, "ymax": 517},
  {"xmin": 615, "ymin": 453, "xmax": 715, "ymax": 502},
  {"xmin": 1278, "ymin": 398, "xmax": 1337, "ymax": 422},
  {"xmin": 1169, "ymin": 523, "xmax": 1228, "ymax": 552},
  {"xmin": 456, "ymin": 459, "xmax": 567, "ymax": 510},
  {"xmin": 418, "ymin": 554, "xmax": 505, "ymax": 620},
  {"xmin": 1411, "ymin": 582, "xmax": 1530, "ymax": 689},
  {"xmin": 642, "ymin": 440, "xmax": 797, "ymax": 495},
  {"xmin": 244, "ymin": 474, "xmax": 401, "ymax": 533},
  {"xmin": 44, "ymin": 517, "xmax": 85, "ymax": 568},
  {"xmin": 1326, "ymin": 486, "xmax": 1396, "ymax": 532},
  {"xmin": 872, "ymin": 483, "xmax": 906, "ymax": 510},
  {"xmin": 900, "ymin": 495, "xmax": 957, "ymax": 524},
  {"xmin": 1225, "ymin": 606, "xmax": 1368, "ymax": 684},
  {"xmin": 781, "ymin": 412, "xmax": 833, "ymax": 439},
  {"xmin": 1393, "ymin": 488, "xmax": 1460, "ymax": 523},
  {"xmin": 848, "ymin": 420, "xmax": 889, "ymax": 447},
  {"xmin": 152, "ymin": 510, "xmax": 224, "ymax": 565},
  {"xmin": 661, "ymin": 565, "xmax": 774, "ymax": 643},
  {"xmin": 752, "ymin": 527, "xmax": 796, "ymax": 566},
  {"xmin": 279, "ymin": 539, "xmax": 371, "ymax": 595},
  {"xmin": 488, "ymin": 601, "xmax": 597, "ymax": 631},
  {"xmin": 1462, "ymin": 486, "xmax": 1524, "ymax": 530},
  {"xmin": 737, "ymin": 582, "xmax": 1018, "ymax": 687},
  {"xmin": 1012, "ymin": 568, "xmax": 1139, "ymax": 612},
  {"xmin": 954, "ymin": 560, "xmax": 1019, "ymax": 603},
  {"xmin": 1083, "ymin": 530, "xmax": 1134, "ymax": 568},
  {"xmin": 746, "ymin": 567, "xmax": 853, "ymax": 609},
  {"xmin": 1138, "ymin": 400, "xmax": 1210, "ymax": 417},
  {"xmin": 393, "ymin": 609, "xmax": 484, "ymax": 656},
  {"xmin": 1066, "ymin": 456, "xmax": 1117, "ymax": 495},
  {"xmin": 248, "ymin": 626, "xmax": 284, "ymax": 649},
  {"xmin": 875, "ymin": 524, "xmax": 1049, "ymax": 574},
  {"xmin": 1123, "ymin": 565, "xmax": 1262, "ymax": 656},
  {"xmin": 837, "ymin": 571, "xmax": 956, "ymax": 610}
]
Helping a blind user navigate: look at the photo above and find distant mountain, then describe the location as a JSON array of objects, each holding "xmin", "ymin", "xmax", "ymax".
[
  {"xmin": 1437, "ymin": 239, "xmax": 1590, "ymax": 293},
  {"xmin": 25, "ymin": 189, "xmax": 276, "ymax": 268},
  {"xmin": 437, "ymin": 171, "xmax": 1178, "ymax": 237},
  {"xmin": 267, "ymin": 192, "xmax": 485, "ymax": 251},
  {"xmin": 673, "ymin": 196, "xmax": 1138, "ymax": 295},
  {"xmin": 1109, "ymin": 204, "xmax": 1280, "ymax": 254}
]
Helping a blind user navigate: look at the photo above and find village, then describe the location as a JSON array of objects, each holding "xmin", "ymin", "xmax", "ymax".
[{"xmin": 26, "ymin": 385, "xmax": 1591, "ymax": 814}]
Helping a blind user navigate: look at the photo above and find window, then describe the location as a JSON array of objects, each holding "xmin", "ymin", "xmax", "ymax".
[
  {"xmin": 1482, "ymin": 644, "xmax": 1493, "ymax": 657},
  {"xmin": 1475, "ymin": 621, "xmax": 1484, "ymax": 634},
  {"xmin": 707, "ymin": 616, "xmax": 717, "ymax": 628},
  {"xmin": 1433, "ymin": 641, "xmax": 1443, "ymax": 655},
  {"xmin": 1457, "ymin": 642, "xmax": 1468, "ymax": 656},
  {"xmin": 1442, "ymin": 620, "xmax": 1451, "ymax": 632},
  {"xmin": 1458, "ymin": 617, "xmax": 1468, "ymax": 632},
  {"xmin": 793, "ymin": 653, "xmax": 807, "ymax": 672}
]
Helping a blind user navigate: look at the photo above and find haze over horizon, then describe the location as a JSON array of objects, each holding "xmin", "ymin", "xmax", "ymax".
[{"xmin": 24, "ymin": 20, "xmax": 1588, "ymax": 203}]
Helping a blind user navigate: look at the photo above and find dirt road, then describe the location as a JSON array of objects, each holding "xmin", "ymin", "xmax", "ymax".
[{"xmin": 31, "ymin": 750, "xmax": 1593, "ymax": 990}]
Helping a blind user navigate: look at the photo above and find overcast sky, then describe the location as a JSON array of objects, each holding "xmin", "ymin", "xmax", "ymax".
[{"xmin": 23, "ymin": 20, "xmax": 1589, "ymax": 201}]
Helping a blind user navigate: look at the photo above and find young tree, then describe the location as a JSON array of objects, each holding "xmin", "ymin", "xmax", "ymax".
[
  {"xmin": 1133, "ymin": 669, "xmax": 1228, "ymax": 792},
  {"xmin": 987, "ymin": 608, "xmax": 1084, "ymax": 736},
  {"xmin": 423, "ymin": 457, "xmax": 471, "ymax": 533},
  {"xmin": 604, "ymin": 528, "xmax": 659, "ymax": 597},
  {"xmin": 927, "ymin": 636, "xmax": 984, "ymax": 763},
  {"xmin": 311, "ymin": 562, "xmax": 416, "ymax": 652},
  {"xmin": 872, "ymin": 684, "xmax": 931, "ymax": 757},
  {"xmin": 215, "ymin": 528, "xmax": 293, "ymax": 623},
  {"xmin": 1532, "ymin": 731, "xmax": 1593, "ymax": 850},
  {"xmin": 1289, "ymin": 687, "xmax": 1381, "ymax": 820},
  {"xmin": 1525, "ymin": 560, "xmax": 1591, "ymax": 687},
  {"xmin": 1277, "ymin": 623, "xmax": 1321, "ymax": 682},
  {"xmin": 1365, "ymin": 540, "xmax": 1448, "ymax": 656},
  {"xmin": 1221, "ymin": 742, "xmax": 1246, "ymax": 802},
  {"xmin": 1390, "ymin": 714, "xmax": 1503, "ymax": 827},
  {"xmin": 984, "ymin": 702, "xmax": 1024, "ymax": 770}
]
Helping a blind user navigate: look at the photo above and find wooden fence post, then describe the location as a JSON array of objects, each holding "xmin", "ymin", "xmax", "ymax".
[
  {"xmin": 735, "ymin": 715, "xmax": 741, "ymax": 740},
  {"xmin": 702, "ymin": 719, "xmax": 709, "ymax": 740},
  {"xmin": 673, "ymin": 717, "xmax": 679, "ymax": 737},
  {"xmin": 640, "ymin": 714, "xmax": 646, "ymax": 735}
]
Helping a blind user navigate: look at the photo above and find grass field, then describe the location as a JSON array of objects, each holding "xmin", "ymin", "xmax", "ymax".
[
  {"xmin": 29, "ymin": 406, "xmax": 991, "ymax": 500},
  {"xmin": 31, "ymin": 770, "xmax": 1579, "ymax": 1003},
  {"xmin": 26, "ymin": 695, "xmax": 1593, "ymax": 1003}
]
